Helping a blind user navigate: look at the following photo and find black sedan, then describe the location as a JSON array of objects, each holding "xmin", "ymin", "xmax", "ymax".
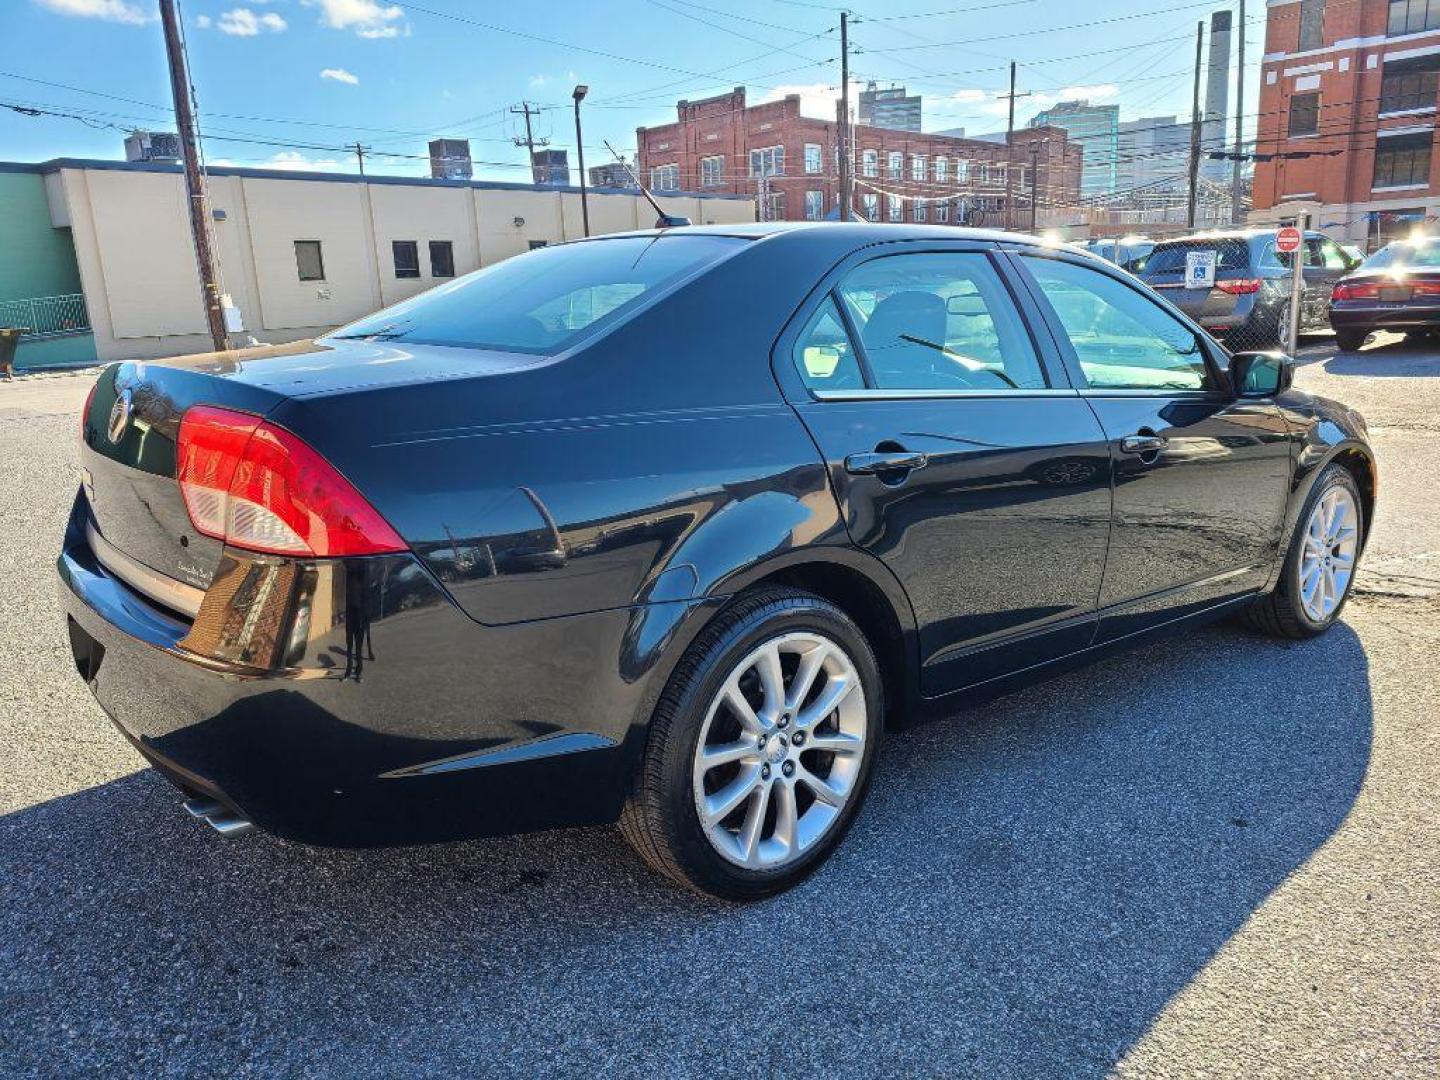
[
  {"xmin": 61, "ymin": 225, "xmax": 1376, "ymax": 899},
  {"xmin": 1330, "ymin": 236, "xmax": 1440, "ymax": 351}
]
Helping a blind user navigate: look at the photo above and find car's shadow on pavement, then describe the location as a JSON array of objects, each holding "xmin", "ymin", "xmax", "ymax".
[
  {"xmin": 0, "ymin": 621, "xmax": 1373, "ymax": 1078},
  {"xmin": 1319, "ymin": 338, "xmax": 1440, "ymax": 377}
]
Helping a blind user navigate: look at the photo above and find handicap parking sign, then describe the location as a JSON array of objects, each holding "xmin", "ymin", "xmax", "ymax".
[{"xmin": 1185, "ymin": 250, "xmax": 1217, "ymax": 289}]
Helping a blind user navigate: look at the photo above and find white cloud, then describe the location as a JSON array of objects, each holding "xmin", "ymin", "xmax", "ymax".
[
  {"xmin": 760, "ymin": 81, "xmax": 864, "ymax": 122},
  {"xmin": 264, "ymin": 151, "xmax": 341, "ymax": 171},
  {"xmin": 320, "ymin": 67, "xmax": 360, "ymax": 85},
  {"xmin": 32, "ymin": 0, "xmax": 152, "ymax": 24},
  {"xmin": 949, "ymin": 89, "xmax": 989, "ymax": 105},
  {"xmin": 1054, "ymin": 83, "xmax": 1120, "ymax": 103},
  {"xmin": 214, "ymin": 7, "xmax": 287, "ymax": 35},
  {"xmin": 304, "ymin": 0, "xmax": 406, "ymax": 37},
  {"xmin": 196, "ymin": 13, "xmax": 212, "ymax": 27},
  {"xmin": 528, "ymin": 74, "xmax": 550, "ymax": 89}
]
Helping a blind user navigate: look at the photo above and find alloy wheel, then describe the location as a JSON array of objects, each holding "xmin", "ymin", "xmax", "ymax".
[
  {"xmin": 1299, "ymin": 485, "xmax": 1359, "ymax": 623},
  {"xmin": 691, "ymin": 632, "xmax": 868, "ymax": 870}
]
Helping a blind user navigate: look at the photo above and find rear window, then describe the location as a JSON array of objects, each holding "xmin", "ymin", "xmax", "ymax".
[
  {"xmin": 1363, "ymin": 239, "xmax": 1440, "ymax": 270},
  {"xmin": 1142, "ymin": 239, "xmax": 1252, "ymax": 275},
  {"xmin": 330, "ymin": 235, "xmax": 746, "ymax": 354}
]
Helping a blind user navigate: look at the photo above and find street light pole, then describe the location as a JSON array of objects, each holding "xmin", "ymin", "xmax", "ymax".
[{"xmin": 573, "ymin": 84, "xmax": 590, "ymax": 238}]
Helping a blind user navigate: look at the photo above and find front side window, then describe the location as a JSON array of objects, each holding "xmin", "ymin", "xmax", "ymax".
[
  {"xmin": 862, "ymin": 193, "xmax": 880, "ymax": 221},
  {"xmin": 836, "ymin": 252, "xmax": 1046, "ymax": 391},
  {"xmin": 700, "ymin": 155, "xmax": 725, "ymax": 187},
  {"xmin": 1288, "ymin": 92, "xmax": 1320, "ymax": 136},
  {"xmin": 804, "ymin": 143, "xmax": 823, "ymax": 175},
  {"xmin": 1374, "ymin": 132, "xmax": 1433, "ymax": 187},
  {"xmin": 1020, "ymin": 256, "xmax": 1212, "ymax": 392},
  {"xmin": 791, "ymin": 297, "xmax": 864, "ymax": 391},
  {"xmin": 332, "ymin": 235, "xmax": 745, "ymax": 356},
  {"xmin": 294, "ymin": 240, "xmax": 324, "ymax": 282},
  {"xmin": 392, "ymin": 240, "xmax": 420, "ymax": 279},
  {"xmin": 429, "ymin": 240, "xmax": 455, "ymax": 278},
  {"xmin": 651, "ymin": 163, "xmax": 679, "ymax": 191},
  {"xmin": 804, "ymin": 189, "xmax": 824, "ymax": 221},
  {"xmin": 887, "ymin": 151, "xmax": 903, "ymax": 179},
  {"xmin": 862, "ymin": 149, "xmax": 878, "ymax": 177}
]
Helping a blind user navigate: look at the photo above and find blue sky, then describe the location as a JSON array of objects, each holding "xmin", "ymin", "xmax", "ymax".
[{"xmin": 2, "ymin": 0, "xmax": 1262, "ymax": 181}]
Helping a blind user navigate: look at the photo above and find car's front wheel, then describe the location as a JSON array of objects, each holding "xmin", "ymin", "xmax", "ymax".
[
  {"xmin": 1241, "ymin": 463, "xmax": 1364, "ymax": 638},
  {"xmin": 620, "ymin": 587, "xmax": 882, "ymax": 900}
]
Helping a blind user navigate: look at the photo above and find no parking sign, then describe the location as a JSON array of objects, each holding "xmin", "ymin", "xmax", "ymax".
[{"xmin": 1185, "ymin": 249, "xmax": 1217, "ymax": 290}]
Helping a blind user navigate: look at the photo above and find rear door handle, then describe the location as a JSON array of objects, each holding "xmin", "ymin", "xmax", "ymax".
[
  {"xmin": 1119, "ymin": 434, "xmax": 1168, "ymax": 455},
  {"xmin": 844, "ymin": 450, "xmax": 929, "ymax": 475}
]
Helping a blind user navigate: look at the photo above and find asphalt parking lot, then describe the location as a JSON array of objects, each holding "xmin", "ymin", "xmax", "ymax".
[{"xmin": 2, "ymin": 338, "xmax": 1438, "ymax": 1078}]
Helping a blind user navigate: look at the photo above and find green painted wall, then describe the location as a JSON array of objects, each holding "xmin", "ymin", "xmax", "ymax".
[{"xmin": 0, "ymin": 171, "xmax": 83, "ymax": 303}]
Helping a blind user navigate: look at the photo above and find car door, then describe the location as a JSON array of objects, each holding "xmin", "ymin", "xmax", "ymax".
[
  {"xmin": 1010, "ymin": 249, "xmax": 1293, "ymax": 642},
  {"xmin": 778, "ymin": 245, "xmax": 1113, "ymax": 697}
]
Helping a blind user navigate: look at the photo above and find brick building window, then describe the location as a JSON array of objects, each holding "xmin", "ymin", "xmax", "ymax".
[
  {"xmin": 1380, "ymin": 67, "xmax": 1439, "ymax": 113},
  {"xmin": 935, "ymin": 156, "xmax": 948, "ymax": 182},
  {"xmin": 936, "ymin": 202, "xmax": 950, "ymax": 223},
  {"xmin": 762, "ymin": 191, "xmax": 786, "ymax": 221},
  {"xmin": 700, "ymin": 155, "xmax": 725, "ymax": 186},
  {"xmin": 651, "ymin": 163, "xmax": 679, "ymax": 191},
  {"xmin": 887, "ymin": 194, "xmax": 903, "ymax": 222},
  {"xmin": 1288, "ymin": 92, "xmax": 1320, "ymax": 137},
  {"xmin": 914, "ymin": 202, "xmax": 927, "ymax": 222},
  {"xmin": 862, "ymin": 149, "xmax": 878, "ymax": 176},
  {"xmin": 1374, "ymin": 132, "xmax": 1433, "ymax": 188},
  {"xmin": 911, "ymin": 154, "xmax": 926, "ymax": 181},
  {"xmin": 862, "ymin": 193, "xmax": 879, "ymax": 220},
  {"xmin": 956, "ymin": 159, "xmax": 970, "ymax": 182},
  {"xmin": 750, "ymin": 145, "xmax": 784, "ymax": 177},
  {"xmin": 804, "ymin": 190, "xmax": 824, "ymax": 220},
  {"xmin": 887, "ymin": 151, "xmax": 903, "ymax": 179},
  {"xmin": 1298, "ymin": 0, "xmax": 1324, "ymax": 50},
  {"xmin": 804, "ymin": 143, "xmax": 823, "ymax": 174},
  {"xmin": 1389, "ymin": 0, "xmax": 1440, "ymax": 36}
]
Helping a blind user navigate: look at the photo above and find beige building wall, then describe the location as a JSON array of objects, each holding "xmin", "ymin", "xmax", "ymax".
[{"xmin": 48, "ymin": 164, "xmax": 754, "ymax": 363}]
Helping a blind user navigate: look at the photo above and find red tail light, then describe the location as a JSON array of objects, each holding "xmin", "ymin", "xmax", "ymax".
[
  {"xmin": 1332, "ymin": 282, "xmax": 1379, "ymax": 301},
  {"xmin": 1216, "ymin": 278, "xmax": 1262, "ymax": 295},
  {"xmin": 1412, "ymin": 280, "xmax": 1440, "ymax": 296},
  {"xmin": 176, "ymin": 405, "xmax": 405, "ymax": 558}
]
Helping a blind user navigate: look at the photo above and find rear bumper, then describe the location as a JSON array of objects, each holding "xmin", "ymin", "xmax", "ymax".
[
  {"xmin": 1330, "ymin": 303, "xmax": 1440, "ymax": 334},
  {"xmin": 58, "ymin": 500, "xmax": 674, "ymax": 847}
]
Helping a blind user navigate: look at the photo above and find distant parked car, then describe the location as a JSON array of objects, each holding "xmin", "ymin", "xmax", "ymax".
[
  {"xmin": 1084, "ymin": 235, "xmax": 1155, "ymax": 271},
  {"xmin": 1329, "ymin": 235, "xmax": 1440, "ymax": 352},
  {"xmin": 1134, "ymin": 230, "xmax": 1359, "ymax": 349}
]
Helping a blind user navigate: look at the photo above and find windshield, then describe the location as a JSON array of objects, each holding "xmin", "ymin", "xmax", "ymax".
[
  {"xmin": 330, "ymin": 234, "xmax": 747, "ymax": 354},
  {"xmin": 1362, "ymin": 238, "xmax": 1440, "ymax": 270}
]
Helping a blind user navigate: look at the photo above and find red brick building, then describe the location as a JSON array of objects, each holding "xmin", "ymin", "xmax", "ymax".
[
  {"xmin": 635, "ymin": 87, "xmax": 1083, "ymax": 227},
  {"xmin": 1253, "ymin": 0, "xmax": 1440, "ymax": 249}
]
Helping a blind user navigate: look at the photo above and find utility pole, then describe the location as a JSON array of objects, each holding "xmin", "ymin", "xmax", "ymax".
[
  {"xmin": 511, "ymin": 102, "xmax": 549, "ymax": 183},
  {"xmin": 351, "ymin": 141, "xmax": 368, "ymax": 177},
  {"xmin": 1231, "ymin": 0, "xmax": 1247, "ymax": 225},
  {"xmin": 573, "ymin": 85, "xmax": 590, "ymax": 237},
  {"xmin": 1000, "ymin": 61, "xmax": 1031, "ymax": 231},
  {"xmin": 158, "ymin": 0, "xmax": 228, "ymax": 353},
  {"xmin": 837, "ymin": 11, "xmax": 853, "ymax": 221},
  {"xmin": 1187, "ymin": 20, "xmax": 1205, "ymax": 230},
  {"xmin": 1029, "ymin": 141, "xmax": 1040, "ymax": 232}
]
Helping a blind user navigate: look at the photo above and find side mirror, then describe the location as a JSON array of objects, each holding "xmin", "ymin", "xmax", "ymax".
[{"xmin": 1229, "ymin": 350, "xmax": 1294, "ymax": 397}]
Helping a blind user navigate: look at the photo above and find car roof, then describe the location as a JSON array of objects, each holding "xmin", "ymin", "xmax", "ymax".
[{"xmin": 586, "ymin": 221, "xmax": 1075, "ymax": 249}]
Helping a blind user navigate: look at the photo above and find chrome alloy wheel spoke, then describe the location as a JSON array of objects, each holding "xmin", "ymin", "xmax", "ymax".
[
  {"xmin": 692, "ymin": 631, "xmax": 868, "ymax": 870},
  {"xmin": 1298, "ymin": 486, "xmax": 1359, "ymax": 623}
]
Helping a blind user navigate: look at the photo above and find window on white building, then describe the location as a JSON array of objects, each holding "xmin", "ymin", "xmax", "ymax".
[
  {"xmin": 651, "ymin": 164, "xmax": 679, "ymax": 191},
  {"xmin": 804, "ymin": 143, "xmax": 823, "ymax": 174},
  {"xmin": 804, "ymin": 189, "xmax": 824, "ymax": 220}
]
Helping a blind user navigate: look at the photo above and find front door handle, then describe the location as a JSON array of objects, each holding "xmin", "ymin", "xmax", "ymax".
[
  {"xmin": 844, "ymin": 450, "xmax": 929, "ymax": 476},
  {"xmin": 1119, "ymin": 434, "xmax": 1168, "ymax": 456}
]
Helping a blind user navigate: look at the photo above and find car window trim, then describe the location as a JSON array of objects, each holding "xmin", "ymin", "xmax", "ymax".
[
  {"xmin": 1004, "ymin": 247, "xmax": 1230, "ymax": 396},
  {"xmin": 774, "ymin": 242, "xmax": 1070, "ymax": 402},
  {"xmin": 812, "ymin": 386, "xmax": 1081, "ymax": 401}
]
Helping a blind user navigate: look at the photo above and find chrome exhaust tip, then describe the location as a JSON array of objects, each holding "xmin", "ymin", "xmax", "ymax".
[{"xmin": 182, "ymin": 797, "xmax": 255, "ymax": 838}]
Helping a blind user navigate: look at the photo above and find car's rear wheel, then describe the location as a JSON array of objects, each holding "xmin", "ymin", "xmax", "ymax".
[
  {"xmin": 1240, "ymin": 464, "xmax": 1363, "ymax": 638},
  {"xmin": 1334, "ymin": 328, "xmax": 1368, "ymax": 352},
  {"xmin": 619, "ymin": 587, "xmax": 882, "ymax": 900}
]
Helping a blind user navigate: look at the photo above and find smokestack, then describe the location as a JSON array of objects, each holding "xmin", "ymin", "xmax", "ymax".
[{"xmin": 1203, "ymin": 10, "xmax": 1232, "ymax": 181}]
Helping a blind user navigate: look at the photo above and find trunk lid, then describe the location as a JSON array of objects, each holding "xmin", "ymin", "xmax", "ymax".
[{"xmin": 79, "ymin": 338, "xmax": 545, "ymax": 597}]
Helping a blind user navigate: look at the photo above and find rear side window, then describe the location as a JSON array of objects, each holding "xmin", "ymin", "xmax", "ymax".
[
  {"xmin": 792, "ymin": 299, "xmax": 865, "ymax": 391},
  {"xmin": 835, "ymin": 252, "xmax": 1046, "ymax": 391},
  {"xmin": 1143, "ymin": 240, "xmax": 1251, "ymax": 275},
  {"xmin": 333, "ymin": 235, "xmax": 746, "ymax": 354}
]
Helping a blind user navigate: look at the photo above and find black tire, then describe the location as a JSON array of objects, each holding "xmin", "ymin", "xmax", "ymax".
[
  {"xmin": 1239, "ymin": 463, "xmax": 1364, "ymax": 639},
  {"xmin": 619, "ymin": 587, "xmax": 884, "ymax": 900},
  {"xmin": 1334, "ymin": 328, "xmax": 1368, "ymax": 352}
]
